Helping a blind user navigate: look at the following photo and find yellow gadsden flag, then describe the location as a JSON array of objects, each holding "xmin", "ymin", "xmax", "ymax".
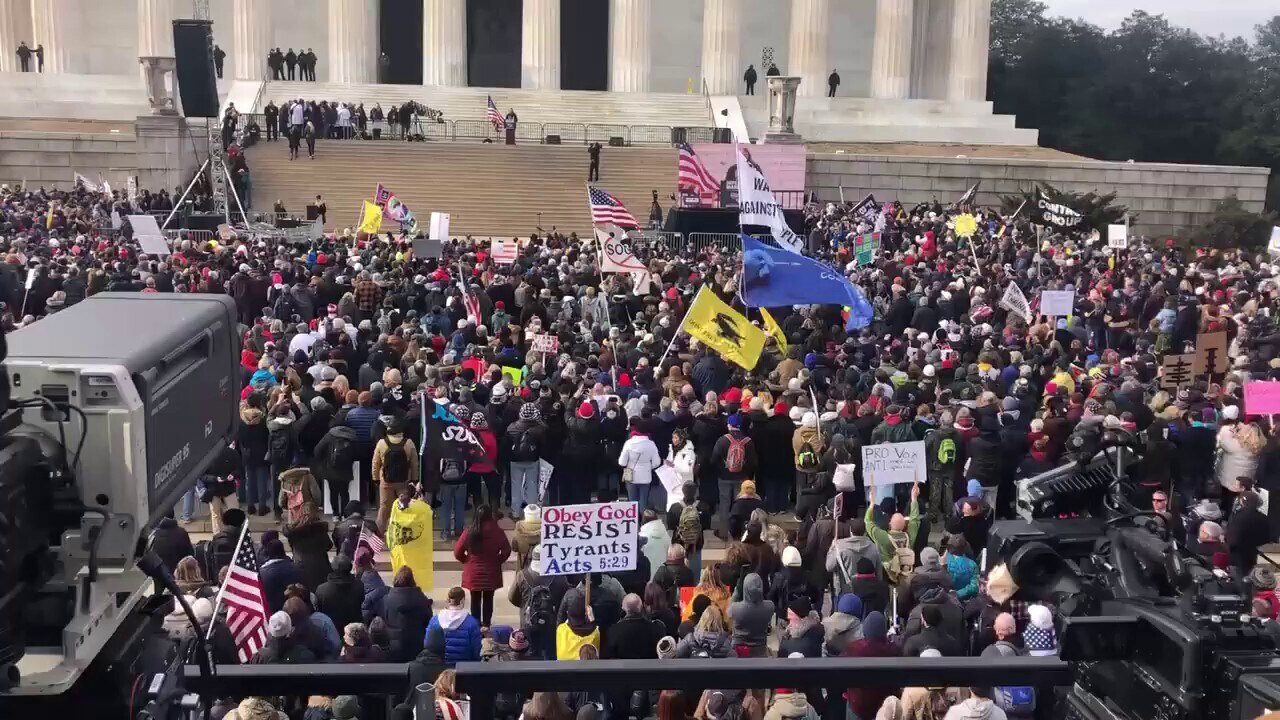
[
  {"xmin": 760, "ymin": 307, "xmax": 787, "ymax": 354},
  {"xmin": 387, "ymin": 497, "xmax": 433, "ymax": 590},
  {"xmin": 359, "ymin": 200, "xmax": 383, "ymax": 235},
  {"xmin": 684, "ymin": 286, "xmax": 765, "ymax": 370}
]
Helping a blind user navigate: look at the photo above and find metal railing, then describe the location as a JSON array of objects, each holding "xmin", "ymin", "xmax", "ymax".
[
  {"xmin": 164, "ymin": 229, "xmax": 215, "ymax": 244},
  {"xmin": 240, "ymin": 113, "xmax": 719, "ymax": 148}
]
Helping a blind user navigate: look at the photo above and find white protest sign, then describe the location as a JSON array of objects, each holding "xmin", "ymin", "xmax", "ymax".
[
  {"xmin": 1269, "ymin": 226, "xmax": 1280, "ymax": 255},
  {"xmin": 429, "ymin": 211, "xmax": 450, "ymax": 241},
  {"xmin": 655, "ymin": 465, "xmax": 683, "ymax": 510},
  {"xmin": 490, "ymin": 237, "xmax": 519, "ymax": 265},
  {"xmin": 860, "ymin": 441, "xmax": 926, "ymax": 486},
  {"xmin": 539, "ymin": 502, "xmax": 639, "ymax": 575},
  {"xmin": 531, "ymin": 333, "xmax": 559, "ymax": 354},
  {"xmin": 127, "ymin": 214, "xmax": 171, "ymax": 256},
  {"xmin": 1107, "ymin": 224, "xmax": 1128, "ymax": 249},
  {"xmin": 1040, "ymin": 289, "xmax": 1074, "ymax": 317},
  {"xmin": 1000, "ymin": 282, "xmax": 1031, "ymax": 323},
  {"xmin": 736, "ymin": 146, "xmax": 803, "ymax": 254},
  {"xmin": 594, "ymin": 227, "xmax": 647, "ymax": 273},
  {"xmin": 538, "ymin": 459, "xmax": 554, "ymax": 503}
]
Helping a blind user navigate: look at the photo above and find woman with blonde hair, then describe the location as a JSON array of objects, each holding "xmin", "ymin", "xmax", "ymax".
[
  {"xmin": 680, "ymin": 564, "xmax": 731, "ymax": 625},
  {"xmin": 522, "ymin": 692, "xmax": 572, "ymax": 720},
  {"xmin": 674, "ymin": 605, "xmax": 733, "ymax": 658},
  {"xmin": 1219, "ymin": 419, "xmax": 1265, "ymax": 501},
  {"xmin": 174, "ymin": 556, "xmax": 215, "ymax": 599}
]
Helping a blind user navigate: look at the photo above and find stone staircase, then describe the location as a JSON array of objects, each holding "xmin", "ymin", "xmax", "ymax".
[
  {"xmin": 245, "ymin": 139, "xmax": 677, "ymax": 237},
  {"xmin": 261, "ymin": 81, "xmax": 714, "ymax": 132}
]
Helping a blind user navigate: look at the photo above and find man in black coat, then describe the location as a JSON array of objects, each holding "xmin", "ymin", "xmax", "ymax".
[
  {"xmin": 149, "ymin": 516, "xmax": 194, "ymax": 574},
  {"xmin": 315, "ymin": 556, "xmax": 365, "ymax": 632},
  {"xmin": 743, "ymin": 64, "xmax": 757, "ymax": 95},
  {"xmin": 603, "ymin": 595, "xmax": 662, "ymax": 659},
  {"xmin": 264, "ymin": 101, "xmax": 279, "ymax": 141},
  {"xmin": 284, "ymin": 48, "xmax": 297, "ymax": 80},
  {"xmin": 827, "ymin": 69, "xmax": 840, "ymax": 97},
  {"xmin": 1228, "ymin": 491, "xmax": 1272, "ymax": 573},
  {"xmin": 213, "ymin": 44, "xmax": 225, "ymax": 78},
  {"xmin": 903, "ymin": 604, "xmax": 963, "ymax": 657}
]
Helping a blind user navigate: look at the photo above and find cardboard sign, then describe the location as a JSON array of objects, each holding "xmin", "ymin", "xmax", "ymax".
[
  {"xmin": 411, "ymin": 237, "xmax": 443, "ymax": 259},
  {"xmin": 1193, "ymin": 331, "xmax": 1228, "ymax": 377},
  {"xmin": 860, "ymin": 441, "xmax": 927, "ymax": 486},
  {"xmin": 428, "ymin": 211, "xmax": 450, "ymax": 241},
  {"xmin": 1039, "ymin": 290, "xmax": 1074, "ymax": 317},
  {"xmin": 538, "ymin": 459, "xmax": 554, "ymax": 503},
  {"xmin": 1160, "ymin": 353, "xmax": 1195, "ymax": 391},
  {"xmin": 531, "ymin": 333, "xmax": 559, "ymax": 354},
  {"xmin": 1245, "ymin": 381, "xmax": 1280, "ymax": 416},
  {"xmin": 490, "ymin": 237, "xmax": 519, "ymax": 265},
  {"xmin": 539, "ymin": 502, "xmax": 639, "ymax": 576},
  {"xmin": 1107, "ymin": 224, "xmax": 1128, "ymax": 249}
]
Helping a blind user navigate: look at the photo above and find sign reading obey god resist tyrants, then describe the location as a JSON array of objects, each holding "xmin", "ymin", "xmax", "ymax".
[
  {"xmin": 861, "ymin": 441, "xmax": 927, "ymax": 486},
  {"xmin": 539, "ymin": 502, "xmax": 639, "ymax": 576}
]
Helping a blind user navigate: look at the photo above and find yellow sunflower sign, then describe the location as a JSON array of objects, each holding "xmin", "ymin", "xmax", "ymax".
[{"xmin": 954, "ymin": 213, "xmax": 978, "ymax": 238}]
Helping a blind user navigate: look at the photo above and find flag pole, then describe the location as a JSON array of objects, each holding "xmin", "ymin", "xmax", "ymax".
[{"xmin": 205, "ymin": 521, "xmax": 252, "ymax": 641}]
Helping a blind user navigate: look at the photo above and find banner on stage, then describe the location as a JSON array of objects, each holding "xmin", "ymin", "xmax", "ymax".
[
  {"xmin": 861, "ymin": 441, "xmax": 926, "ymax": 486},
  {"xmin": 539, "ymin": 502, "xmax": 639, "ymax": 576}
]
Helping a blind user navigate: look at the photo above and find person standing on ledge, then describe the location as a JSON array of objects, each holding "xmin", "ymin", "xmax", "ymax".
[
  {"xmin": 828, "ymin": 69, "xmax": 840, "ymax": 97},
  {"xmin": 35, "ymin": 44, "xmax": 44, "ymax": 73},
  {"xmin": 285, "ymin": 48, "xmax": 297, "ymax": 80},
  {"xmin": 743, "ymin": 64, "xmax": 757, "ymax": 95},
  {"xmin": 766, "ymin": 62, "xmax": 780, "ymax": 77},
  {"xmin": 304, "ymin": 48, "xmax": 317, "ymax": 81},
  {"xmin": 16, "ymin": 42, "xmax": 31, "ymax": 72},
  {"xmin": 588, "ymin": 142, "xmax": 601, "ymax": 181},
  {"xmin": 264, "ymin": 101, "xmax": 279, "ymax": 141},
  {"xmin": 213, "ymin": 44, "xmax": 226, "ymax": 79}
]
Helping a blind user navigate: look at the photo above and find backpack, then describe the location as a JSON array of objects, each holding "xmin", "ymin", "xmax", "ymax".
[
  {"xmin": 523, "ymin": 581, "xmax": 557, "ymax": 632},
  {"xmin": 515, "ymin": 428, "xmax": 538, "ymax": 458},
  {"xmin": 440, "ymin": 456, "xmax": 467, "ymax": 483},
  {"xmin": 796, "ymin": 441, "xmax": 820, "ymax": 472},
  {"xmin": 268, "ymin": 428, "xmax": 292, "ymax": 463},
  {"xmin": 677, "ymin": 504, "xmax": 703, "ymax": 547},
  {"xmin": 327, "ymin": 432, "xmax": 355, "ymax": 471},
  {"xmin": 884, "ymin": 530, "xmax": 916, "ymax": 585},
  {"xmin": 936, "ymin": 436, "xmax": 957, "ymax": 466},
  {"xmin": 382, "ymin": 440, "xmax": 410, "ymax": 484},
  {"xmin": 272, "ymin": 291, "xmax": 297, "ymax": 321},
  {"xmin": 994, "ymin": 686, "xmax": 1036, "ymax": 717},
  {"xmin": 199, "ymin": 531, "xmax": 238, "ymax": 581},
  {"xmin": 725, "ymin": 435, "xmax": 750, "ymax": 474}
]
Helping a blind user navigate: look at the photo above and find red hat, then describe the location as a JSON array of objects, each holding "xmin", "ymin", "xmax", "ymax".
[
  {"xmin": 496, "ymin": 301, "xmax": 505, "ymax": 309},
  {"xmin": 720, "ymin": 387, "xmax": 743, "ymax": 406},
  {"xmin": 577, "ymin": 402, "xmax": 595, "ymax": 419},
  {"xmin": 666, "ymin": 287, "xmax": 678, "ymax": 300},
  {"xmin": 773, "ymin": 401, "xmax": 789, "ymax": 417}
]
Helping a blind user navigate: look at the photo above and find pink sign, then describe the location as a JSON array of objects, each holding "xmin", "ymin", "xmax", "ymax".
[
  {"xmin": 1244, "ymin": 381, "xmax": 1280, "ymax": 416},
  {"xmin": 688, "ymin": 143, "xmax": 808, "ymax": 192}
]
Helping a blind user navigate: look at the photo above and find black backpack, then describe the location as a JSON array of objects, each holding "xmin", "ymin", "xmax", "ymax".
[
  {"xmin": 382, "ymin": 440, "xmax": 410, "ymax": 484},
  {"xmin": 328, "ymin": 432, "xmax": 354, "ymax": 471},
  {"xmin": 272, "ymin": 291, "xmax": 297, "ymax": 321},
  {"xmin": 199, "ymin": 531, "xmax": 238, "ymax": 581},
  {"xmin": 268, "ymin": 428, "xmax": 292, "ymax": 464},
  {"xmin": 515, "ymin": 428, "xmax": 538, "ymax": 458},
  {"xmin": 523, "ymin": 581, "xmax": 557, "ymax": 632},
  {"xmin": 440, "ymin": 456, "xmax": 467, "ymax": 483}
]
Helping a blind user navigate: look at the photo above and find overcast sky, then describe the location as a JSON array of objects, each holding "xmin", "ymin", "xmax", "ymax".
[{"xmin": 1041, "ymin": 0, "xmax": 1275, "ymax": 39}]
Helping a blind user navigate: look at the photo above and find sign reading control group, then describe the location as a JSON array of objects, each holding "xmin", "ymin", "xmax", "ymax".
[{"xmin": 539, "ymin": 502, "xmax": 639, "ymax": 576}]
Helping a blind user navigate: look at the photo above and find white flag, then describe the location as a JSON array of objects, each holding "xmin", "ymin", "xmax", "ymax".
[
  {"xmin": 593, "ymin": 226, "xmax": 648, "ymax": 273},
  {"xmin": 1000, "ymin": 281, "xmax": 1031, "ymax": 323},
  {"xmin": 735, "ymin": 145, "xmax": 803, "ymax": 255}
]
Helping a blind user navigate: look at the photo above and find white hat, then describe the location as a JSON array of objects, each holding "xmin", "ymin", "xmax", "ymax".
[
  {"xmin": 919, "ymin": 648, "xmax": 943, "ymax": 658},
  {"xmin": 524, "ymin": 504, "xmax": 541, "ymax": 521},
  {"xmin": 268, "ymin": 610, "xmax": 292, "ymax": 638},
  {"xmin": 789, "ymin": 406, "xmax": 804, "ymax": 423},
  {"xmin": 192, "ymin": 597, "xmax": 214, "ymax": 625},
  {"xmin": 1028, "ymin": 604, "xmax": 1053, "ymax": 630},
  {"xmin": 1222, "ymin": 405, "xmax": 1240, "ymax": 420},
  {"xmin": 923, "ymin": 364, "xmax": 935, "ymax": 377},
  {"xmin": 781, "ymin": 546, "xmax": 802, "ymax": 567},
  {"xmin": 801, "ymin": 412, "xmax": 817, "ymax": 429}
]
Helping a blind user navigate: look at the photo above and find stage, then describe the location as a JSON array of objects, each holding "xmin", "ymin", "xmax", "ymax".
[{"xmin": 663, "ymin": 207, "xmax": 806, "ymax": 236}]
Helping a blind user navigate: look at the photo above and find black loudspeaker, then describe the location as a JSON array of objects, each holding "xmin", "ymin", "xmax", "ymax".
[
  {"xmin": 545, "ymin": 135, "xmax": 561, "ymax": 145},
  {"xmin": 608, "ymin": 136, "xmax": 624, "ymax": 147},
  {"xmin": 172, "ymin": 20, "xmax": 219, "ymax": 118}
]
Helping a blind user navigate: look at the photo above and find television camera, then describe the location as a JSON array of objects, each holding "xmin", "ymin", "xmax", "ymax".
[
  {"xmin": 1000, "ymin": 426, "xmax": 1280, "ymax": 720},
  {"xmin": 0, "ymin": 293, "xmax": 241, "ymax": 713}
]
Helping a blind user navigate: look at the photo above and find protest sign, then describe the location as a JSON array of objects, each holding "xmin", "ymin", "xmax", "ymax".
[
  {"xmin": 1000, "ymin": 282, "xmax": 1031, "ymax": 323},
  {"xmin": 1107, "ymin": 224, "xmax": 1128, "ymax": 249},
  {"xmin": 539, "ymin": 502, "xmax": 639, "ymax": 576},
  {"xmin": 531, "ymin": 333, "xmax": 559, "ymax": 354},
  {"xmin": 861, "ymin": 441, "xmax": 926, "ymax": 486},
  {"xmin": 538, "ymin": 459, "xmax": 554, "ymax": 503},
  {"xmin": 1039, "ymin": 290, "xmax": 1074, "ymax": 317},
  {"xmin": 1245, "ymin": 381, "xmax": 1280, "ymax": 416},
  {"xmin": 1270, "ymin": 226, "xmax": 1280, "ymax": 254},
  {"xmin": 501, "ymin": 366, "xmax": 523, "ymax": 385},
  {"xmin": 1160, "ymin": 353, "xmax": 1195, "ymax": 391},
  {"xmin": 655, "ymin": 465, "xmax": 683, "ymax": 510},
  {"xmin": 490, "ymin": 237, "xmax": 518, "ymax": 264},
  {"xmin": 1192, "ymin": 331, "xmax": 1228, "ymax": 377},
  {"xmin": 411, "ymin": 237, "xmax": 443, "ymax": 259},
  {"xmin": 853, "ymin": 233, "xmax": 879, "ymax": 266},
  {"xmin": 428, "ymin": 211, "xmax": 450, "ymax": 241},
  {"xmin": 128, "ymin": 214, "xmax": 171, "ymax": 256}
]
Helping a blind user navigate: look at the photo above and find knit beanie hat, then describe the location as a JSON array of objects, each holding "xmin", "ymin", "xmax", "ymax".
[
  {"xmin": 656, "ymin": 636, "xmax": 677, "ymax": 659},
  {"xmin": 919, "ymin": 547, "xmax": 941, "ymax": 571},
  {"xmin": 862, "ymin": 611, "xmax": 887, "ymax": 640},
  {"xmin": 1024, "ymin": 604, "xmax": 1057, "ymax": 656},
  {"xmin": 836, "ymin": 593, "xmax": 863, "ymax": 617},
  {"xmin": 781, "ymin": 546, "xmax": 802, "ymax": 567},
  {"xmin": 509, "ymin": 629, "xmax": 530, "ymax": 651}
]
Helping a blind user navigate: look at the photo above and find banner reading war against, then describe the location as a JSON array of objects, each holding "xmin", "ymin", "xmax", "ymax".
[
  {"xmin": 735, "ymin": 145, "xmax": 803, "ymax": 254},
  {"xmin": 539, "ymin": 502, "xmax": 639, "ymax": 575}
]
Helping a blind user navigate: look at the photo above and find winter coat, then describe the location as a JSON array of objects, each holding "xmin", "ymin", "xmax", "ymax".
[
  {"xmin": 1227, "ymin": 507, "xmax": 1272, "ymax": 573},
  {"xmin": 149, "ymin": 518, "xmax": 194, "ymax": 573},
  {"xmin": 382, "ymin": 585, "xmax": 433, "ymax": 662},
  {"xmin": 260, "ymin": 557, "xmax": 304, "ymax": 614},
  {"xmin": 967, "ymin": 433, "xmax": 1004, "ymax": 487},
  {"xmin": 669, "ymin": 441, "xmax": 697, "ymax": 485},
  {"xmin": 619, "ymin": 434, "xmax": 662, "ymax": 485},
  {"xmin": 314, "ymin": 426, "xmax": 359, "ymax": 483},
  {"xmin": 603, "ymin": 614, "xmax": 663, "ymax": 659},
  {"xmin": 827, "ymin": 534, "xmax": 883, "ymax": 594},
  {"xmin": 237, "ymin": 405, "xmax": 270, "ymax": 467},
  {"xmin": 674, "ymin": 629, "xmax": 733, "ymax": 658},
  {"xmin": 315, "ymin": 570, "xmax": 365, "ymax": 633},
  {"xmin": 470, "ymin": 428, "xmax": 498, "ymax": 474},
  {"xmin": 904, "ymin": 566, "xmax": 953, "ymax": 617},
  {"xmin": 764, "ymin": 692, "xmax": 820, "ymax": 720},
  {"xmin": 822, "ymin": 612, "xmax": 862, "ymax": 657},
  {"xmin": 902, "ymin": 587, "xmax": 966, "ymax": 652},
  {"xmin": 360, "ymin": 569, "xmax": 389, "ymax": 623},
  {"xmin": 777, "ymin": 612, "xmax": 824, "ymax": 658},
  {"xmin": 769, "ymin": 566, "xmax": 822, "ymax": 624},
  {"xmin": 728, "ymin": 573, "xmax": 775, "ymax": 647},
  {"xmin": 710, "ymin": 430, "xmax": 758, "ymax": 483},
  {"xmin": 512, "ymin": 517, "xmax": 541, "ymax": 569},
  {"xmin": 426, "ymin": 606, "xmax": 482, "ymax": 665},
  {"xmin": 277, "ymin": 467, "xmax": 322, "ymax": 525},
  {"xmin": 250, "ymin": 636, "xmax": 317, "ymax": 664},
  {"xmin": 373, "ymin": 432, "xmax": 419, "ymax": 486},
  {"xmin": 848, "ymin": 572, "xmax": 890, "ymax": 616},
  {"xmin": 946, "ymin": 553, "xmax": 980, "ymax": 600},
  {"xmin": 454, "ymin": 520, "xmax": 512, "ymax": 591},
  {"xmin": 640, "ymin": 519, "xmax": 671, "ymax": 579},
  {"xmin": 563, "ymin": 414, "xmax": 602, "ymax": 466},
  {"xmin": 285, "ymin": 519, "xmax": 333, "ymax": 593},
  {"xmin": 1218, "ymin": 426, "xmax": 1260, "ymax": 493}
]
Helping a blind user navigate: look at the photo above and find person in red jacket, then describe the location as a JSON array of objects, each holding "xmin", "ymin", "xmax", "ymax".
[
  {"xmin": 467, "ymin": 412, "xmax": 500, "ymax": 510},
  {"xmin": 844, "ymin": 612, "xmax": 899, "ymax": 720},
  {"xmin": 454, "ymin": 504, "xmax": 511, "ymax": 629}
]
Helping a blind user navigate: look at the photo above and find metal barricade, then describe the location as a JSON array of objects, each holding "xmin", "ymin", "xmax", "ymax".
[
  {"xmin": 627, "ymin": 230, "xmax": 685, "ymax": 254},
  {"xmin": 543, "ymin": 122, "xmax": 587, "ymax": 144},
  {"xmin": 453, "ymin": 119, "xmax": 498, "ymax": 141},
  {"xmin": 586, "ymin": 124, "xmax": 629, "ymax": 145},
  {"xmin": 630, "ymin": 125, "xmax": 674, "ymax": 146},
  {"xmin": 416, "ymin": 119, "xmax": 453, "ymax": 141},
  {"xmin": 687, "ymin": 232, "xmax": 742, "ymax": 254},
  {"xmin": 683, "ymin": 126, "xmax": 718, "ymax": 144},
  {"xmin": 165, "ymin": 229, "xmax": 215, "ymax": 245},
  {"xmin": 514, "ymin": 121, "xmax": 545, "ymax": 143}
]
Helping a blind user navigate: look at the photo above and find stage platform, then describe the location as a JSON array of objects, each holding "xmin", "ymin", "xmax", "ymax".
[{"xmin": 664, "ymin": 207, "xmax": 805, "ymax": 236}]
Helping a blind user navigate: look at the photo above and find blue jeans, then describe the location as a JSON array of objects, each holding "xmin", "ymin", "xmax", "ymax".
[
  {"xmin": 718, "ymin": 479, "xmax": 737, "ymax": 537},
  {"xmin": 510, "ymin": 461, "xmax": 539, "ymax": 514},
  {"xmin": 687, "ymin": 547, "xmax": 702, "ymax": 578},
  {"xmin": 439, "ymin": 483, "xmax": 467, "ymax": 536},
  {"xmin": 180, "ymin": 489, "xmax": 196, "ymax": 522},
  {"xmin": 627, "ymin": 482, "xmax": 651, "ymax": 511},
  {"xmin": 245, "ymin": 464, "xmax": 272, "ymax": 507}
]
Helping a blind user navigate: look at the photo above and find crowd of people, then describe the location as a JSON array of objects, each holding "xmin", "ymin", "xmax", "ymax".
[{"xmin": 7, "ymin": 177, "xmax": 1280, "ymax": 720}]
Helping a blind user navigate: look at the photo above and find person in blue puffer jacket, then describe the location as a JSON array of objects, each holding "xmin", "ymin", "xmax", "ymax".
[
  {"xmin": 424, "ymin": 586, "xmax": 481, "ymax": 666},
  {"xmin": 943, "ymin": 534, "xmax": 980, "ymax": 601}
]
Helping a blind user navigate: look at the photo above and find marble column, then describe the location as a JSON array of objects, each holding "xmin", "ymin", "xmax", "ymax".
[
  {"xmin": 869, "ymin": 0, "xmax": 914, "ymax": 99},
  {"xmin": 137, "ymin": 0, "xmax": 176, "ymax": 58},
  {"xmin": 521, "ymin": 0, "xmax": 560, "ymax": 90},
  {"xmin": 30, "ymin": 0, "xmax": 77, "ymax": 74},
  {"xmin": 786, "ymin": 0, "xmax": 829, "ymax": 97},
  {"xmin": 947, "ymin": 0, "xmax": 991, "ymax": 102},
  {"xmin": 232, "ymin": 0, "xmax": 271, "ymax": 80},
  {"xmin": 700, "ymin": 0, "xmax": 740, "ymax": 95},
  {"xmin": 423, "ymin": 0, "xmax": 466, "ymax": 86},
  {"xmin": 609, "ymin": 0, "xmax": 650, "ymax": 92},
  {"xmin": 0, "ymin": 0, "xmax": 18, "ymax": 72},
  {"xmin": 919, "ymin": 0, "xmax": 954, "ymax": 99},
  {"xmin": 328, "ymin": 0, "xmax": 377, "ymax": 83}
]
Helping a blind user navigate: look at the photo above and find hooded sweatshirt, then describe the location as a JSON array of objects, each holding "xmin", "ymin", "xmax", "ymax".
[
  {"xmin": 728, "ymin": 573, "xmax": 775, "ymax": 647},
  {"xmin": 822, "ymin": 610, "xmax": 863, "ymax": 657},
  {"xmin": 764, "ymin": 692, "xmax": 820, "ymax": 720},
  {"xmin": 426, "ymin": 605, "xmax": 482, "ymax": 665},
  {"xmin": 827, "ymin": 533, "xmax": 883, "ymax": 593},
  {"xmin": 943, "ymin": 697, "xmax": 1008, "ymax": 720}
]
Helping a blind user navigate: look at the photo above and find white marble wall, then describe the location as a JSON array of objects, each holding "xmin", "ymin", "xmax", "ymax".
[{"xmin": 648, "ymin": 0, "xmax": 701, "ymax": 94}]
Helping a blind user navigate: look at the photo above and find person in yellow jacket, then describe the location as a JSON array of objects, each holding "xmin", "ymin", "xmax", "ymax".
[{"xmin": 555, "ymin": 593, "xmax": 600, "ymax": 660}]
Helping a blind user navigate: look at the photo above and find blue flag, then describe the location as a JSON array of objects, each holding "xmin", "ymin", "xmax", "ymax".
[{"xmin": 740, "ymin": 234, "xmax": 874, "ymax": 330}]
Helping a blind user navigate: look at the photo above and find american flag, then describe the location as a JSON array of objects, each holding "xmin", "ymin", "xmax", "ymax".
[
  {"xmin": 486, "ymin": 96, "xmax": 503, "ymax": 130},
  {"xmin": 221, "ymin": 532, "xmax": 269, "ymax": 663},
  {"xmin": 359, "ymin": 523, "xmax": 386, "ymax": 553},
  {"xmin": 587, "ymin": 186, "xmax": 638, "ymax": 229},
  {"xmin": 676, "ymin": 143, "xmax": 720, "ymax": 195}
]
